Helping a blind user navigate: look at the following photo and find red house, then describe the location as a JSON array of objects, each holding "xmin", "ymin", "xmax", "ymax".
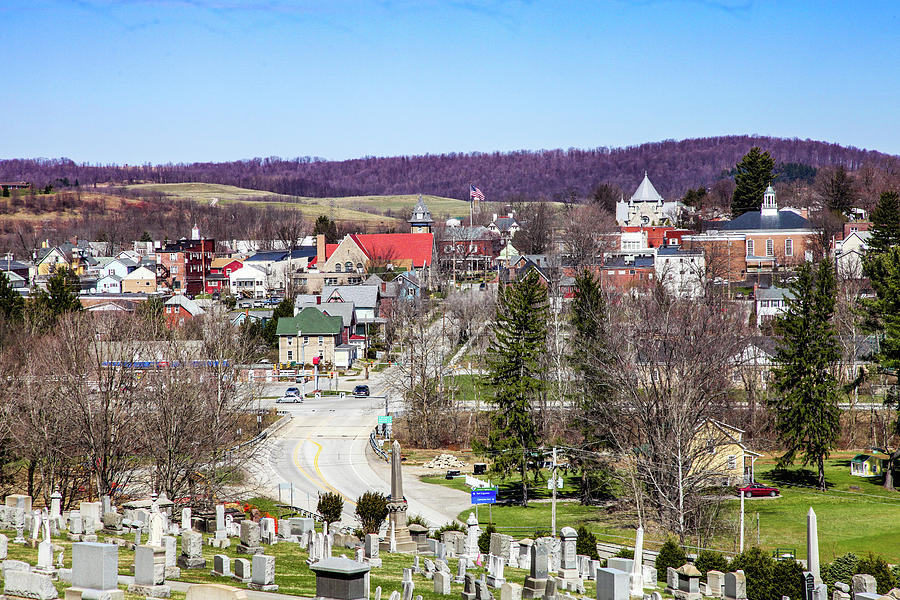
[{"xmin": 164, "ymin": 295, "xmax": 206, "ymax": 327}]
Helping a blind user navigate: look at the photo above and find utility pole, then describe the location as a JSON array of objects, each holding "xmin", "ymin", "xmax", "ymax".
[
  {"xmin": 551, "ymin": 446, "xmax": 558, "ymax": 537},
  {"xmin": 739, "ymin": 490, "xmax": 745, "ymax": 552}
]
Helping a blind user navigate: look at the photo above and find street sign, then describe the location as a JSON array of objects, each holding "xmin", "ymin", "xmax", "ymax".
[
  {"xmin": 470, "ymin": 488, "xmax": 497, "ymax": 505},
  {"xmin": 547, "ymin": 477, "xmax": 564, "ymax": 490},
  {"xmin": 378, "ymin": 416, "xmax": 393, "ymax": 424}
]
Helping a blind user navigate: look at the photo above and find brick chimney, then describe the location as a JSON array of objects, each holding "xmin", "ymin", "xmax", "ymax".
[{"xmin": 316, "ymin": 234, "xmax": 325, "ymax": 268}]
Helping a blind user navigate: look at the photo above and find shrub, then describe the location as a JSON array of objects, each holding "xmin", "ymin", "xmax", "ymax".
[
  {"xmin": 772, "ymin": 559, "xmax": 804, "ymax": 600},
  {"xmin": 316, "ymin": 491, "xmax": 344, "ymax": 524},
  {"xmin": 354, "ymin": 491, "xmax": 389, "ymax": 534},
  {"xmin": 615, "ymin": 548, "xmax": 634, "ymax": 559},
  {"xmin": 575, "ymin": 525, "xmax": 599, "ymax": 560},
  {"xmin": 728, "ymin": 547, "xmax": 775, "ymax": 600},
  {"xmin": 655, "ymin": 538, "xmax": 687, "ymax": 582},
  {"xmin": 822, "ymin": 553, "xmax": 860, "ymax": 592},
  {"xmin": 695, "ymin": 550, "xmax": 729, "ymax": 579},
  {"xmin": 856, "ymin": 553, "xmax": 896, "ymax": 594},
  {"xmin": 478, "ymin": 523, "xmax": 496, "ymax": 554},
  {"xmin": 433, "ymin": 521, "xmax": 465, "ymax": 539},
  {"xmin": 407, "ymin": 514, "xmax": 428, "ymax": 527}
]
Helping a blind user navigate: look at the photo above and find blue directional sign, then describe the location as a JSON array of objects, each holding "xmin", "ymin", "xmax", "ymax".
[{"xmin": 470, "ymin": 488, "xmax": 498, "ymax": 505}]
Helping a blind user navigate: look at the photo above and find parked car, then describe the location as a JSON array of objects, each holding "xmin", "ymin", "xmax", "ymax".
[
  {"xmin": 285, "ymin": 387, "xmax": 301, "ymax": 397},
  {"xmin": 353, "ymin": 385, "xmax": 370, "ymax": 397},
  {"xmin": 738, "ymin": 482, "xmax": 780, "ymax": 497},
  {"xmin": 276, "ymin": 395, "xmax": 302, "ymax": 404}
]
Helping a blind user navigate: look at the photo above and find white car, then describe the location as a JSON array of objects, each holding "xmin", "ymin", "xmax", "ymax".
[{"xmin": 276, "ymin": 395, "xmax": 302, "ymax": 404}]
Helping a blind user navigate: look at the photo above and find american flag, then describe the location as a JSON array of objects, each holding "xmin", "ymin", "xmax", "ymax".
[{"xmin": 469, "ymin": 185, "xmax": 485, "ymax": 201}]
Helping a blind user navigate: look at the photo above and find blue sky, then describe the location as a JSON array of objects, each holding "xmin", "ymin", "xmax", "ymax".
[{"xmin": 2, "ymin": 1, "xmax": 899, "ymax": 164}]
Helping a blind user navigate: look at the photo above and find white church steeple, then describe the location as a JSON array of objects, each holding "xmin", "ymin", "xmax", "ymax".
[{"xmin": 761, "ymin": 185, "xmax": 777, "ymax": 217}]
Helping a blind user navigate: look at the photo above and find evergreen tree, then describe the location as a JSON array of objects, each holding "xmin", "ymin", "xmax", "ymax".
[
  {"xmin": 768, "ymin": 260, "xmax": 841, "ymax": 490},
  {"xmin": 569, "ymin": 270, "xmax": 613, "ymax": 504},
  {"xmin": 731, "ymin": 147, "xmax": 775, "ymax": 217},
  {"xmin": 0, "ymin": 271, "xmax": 25, "ymax": 322},
  {"xmin": 265, "ymin": 297, "xmax": 295, "ymax": 348},
  {"xmin": 313, "ymin": 215, "xmax": 339, "ymax": 244},
  {"xmin": 861, "ymin": 246, "xmax": 900, "ymax": 488},
  {"xmin": 821, "ymin": 165, "xmax": 856, "ymax": 215},
  {"xmin": 867, "ymin": 191, "xmax": 900, "ymax": 256},
  {"xmin": 480, "ymin": 271, "xmax": 547, "ymax": 507}
]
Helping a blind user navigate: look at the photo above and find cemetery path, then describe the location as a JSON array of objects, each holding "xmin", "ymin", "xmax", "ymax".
[{"xmin": 119, "ymin": 576, "xmax": 311, "ymax": 600}]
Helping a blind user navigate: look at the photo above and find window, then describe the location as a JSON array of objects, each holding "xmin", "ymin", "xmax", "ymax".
[
  {"xmin": 335, "ymin": 263, "xmax": 342, "ymax": 272},
  {"xmin": 746, "ymin": 239, "xmax": 754, "ymax": 256},
  {"xmin": 303, "ymin": 336, "xmax": 309, "ymax": 345},
  {"xmin": 765, "ymin": 239, "xmax": 774, "ymax": 257},
  {"xmin": 727, "ymin": 455, "xmax": 737, "ymax": 470},
  {"xmin": 607, "ymin": 270, "xmax": 614, "ymax": 276},
  {"xmin": 785, "ymin": 239, "xmax": 793, "ymax": 256},
  {"xmin": 171, "ymin": 266, "xmax": 178, "ymax": 274},
  {"xmin": 287, "ymin": 350, "xmax": 293, "ymax": 361},
  {"xmin": 318, "ymin": 336, "xmax": 324, "ymax": 345},
  {"xmin": 345, "ymin": 261, "xmax": 353, "ymax": 272},
  {"xmin": 170, "ymin": 253, "xmax": 177, "ymax": 261},
  {"xmin": 356, "ymin": 263, "xmax": 363, "ymax": 271}
]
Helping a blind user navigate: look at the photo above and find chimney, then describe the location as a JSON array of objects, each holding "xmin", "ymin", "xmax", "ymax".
[
  {"xmin": 492, "ymin": 213, "xmax": 497, "ymax": 222},
  {"xmin": 316, "ymin": 234, "xmax": 325, "ymax": 268},
  {"xmin": 316, "ymin": 295, "xmax": 321, "ymax": 305}
]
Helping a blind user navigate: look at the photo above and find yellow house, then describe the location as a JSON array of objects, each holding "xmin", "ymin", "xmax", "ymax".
[
  {"xmin": 121, "ymin": 265, "xmax": 158, "ymax": 294},
  {"xmin": 692, "ymin": 418, "xmax": 761, "ymax": 486}
]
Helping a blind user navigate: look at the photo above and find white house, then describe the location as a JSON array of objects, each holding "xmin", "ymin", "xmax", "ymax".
[
  {"xmin": 834, "ymin": 231, "xmax": 871, "ymax": 279},
  {"xmin": 229, "ymin": 264, "xmax": 268, "ymax": 298},
  {"xmin": 654, "ymin": 246, "xmax": 705, "ymax": 298},
  {"xmin": 102, "ymin": 257, "xmax": 138, "ymax": 279},
  {"xmin": 487, "ymin": 213, "xmax": 520, "ymax": 239},
  {"xmin": 755, "ymin": 286, "xmax": 794, "ymax": 326},
  {"xmin": 95, "ymin": 274, "xmax": 122, "ymax": 294}
]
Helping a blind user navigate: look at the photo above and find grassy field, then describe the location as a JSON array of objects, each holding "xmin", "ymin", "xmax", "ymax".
[
  {"xmin": 419, "ymin": 453, "xmax": 900, "ymax": 561},
  {"xmin": 124, "ymin": 182, "xmax": 473, "ymax": 220}
]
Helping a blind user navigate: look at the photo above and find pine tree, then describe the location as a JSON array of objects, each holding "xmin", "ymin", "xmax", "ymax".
[
  {"xmin": 769, "ymin": 260, "xmax": 841, "ymax": 490},
  {"xmin": 265, "ymin": 297, "xmax": 295, "ymax": 348},
  {"xmin": 313, "ymin": 215, "xmax": 339, "ymax": 244},
  {"xmin": 867, "ymin": 191, "xmax": 900, "ymax": 256},
  {"xmin": 569, "ymin": 270, "xmax": 613, "ymax": 503},
  {"xmin": 731, "ymin": 147, "xmax": 775, "ymax": 217},
  {"xmin": 0, "ymin": 271, "xmax": 25, "ymax": 322},
  {"xmin": 862, "ymin": 246, "xmax": 900, "ymax": 488},
  {"xmin": 480, "ymin": 271, "xmax": 547, "ymax": 507},
  {"xmin": 821, "ymin": 165, "xmax": 856, "ymax": 215}
]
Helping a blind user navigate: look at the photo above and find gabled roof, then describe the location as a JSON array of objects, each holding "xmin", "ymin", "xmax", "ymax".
[
  {"xmin": 491, "ymin": 217, "xmax": 518, "ymax": 232},
  {"xmin": 349, "ymin": 233, "xmax": 434, "ymax": 267},
  {"xmin": 756, "ymin": 286, "xmax": 795, "ymax": 301},
  {"xmin": 123, "ymin": 265, "xmax": 156, "ymax": 280},
  {"xmin": 164, "ymin": 294, "xmax": 205, "ymax": 316},
  {"xmin": 297, "ymin": 300, "xmax": 356, "ymax": 327},
  {"xmin": 97, "ymin": 274, "xmax": 122, "ymax": 283},
  {"xmin": 211, "ymin": 257, "xmax": 242, "ymax": 269},
  {"xmin": 630, "ymin": 173, "xmax": 665, "ymax": 203},
  {"xmin": 322, "ymin": 285, "xmax": 379, "ymax": 309},
  {"xmin": 721, "ymin": 209, "xmax": 812, "ymax": 231},
  {"xmin": 276, "ymin": 307, "xmax": 342, "ymax": 336},
  {"xmin": 246, "ymin": 250, "xmax": 288, "ymax": 262}
]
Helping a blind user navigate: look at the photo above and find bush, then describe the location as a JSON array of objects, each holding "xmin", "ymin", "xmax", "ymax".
[
  {"xmin": 615, "ymin": 548, "xmax": 634, "ymax": 559},
  {"xmin": 478, "ymin": 523, "xmax": 496, "ymax": 554},
  {"xmin": 772, "ymin": 560, "xmax": 804, "ymax": 600},
  {"xmin": 407, "ymin": 514, "xmax": 428, "ymax": 527},
  {"xmin": 728, "ymin": 547, "xmax": 775, "ymax": 600},
  {"xmin": 317, "ymin": 491, "xmax": 344, "ymax": 524},
  {"xmin": 354, "ymin": 491, "xmax": 389, "ymax": 534},
  {"xmin": 655, "ymin": 538, "xmax": 687, "ymax": 582},
  {"xmin": 433, "ymin": 521, "xmax": 465, "ymax": 539},
  {"xmin": 695, "ymin": 550, "xmax": 729, "ymax": 579},
  {"xmin": 822, "ymin": 553, "xmax": 860, "ymax": 593},
  {"xmin": 575, "ymin": 525, "xmax": 599, "ymax": 560},
  {"xmin": 856, "ymin": 553, "xmax": 896, "ymax": 594}
]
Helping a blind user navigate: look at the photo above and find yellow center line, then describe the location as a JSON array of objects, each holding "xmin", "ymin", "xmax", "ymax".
[{"xmin": 292, "ymin": 437, "xmax": 357, "ymax": 506}]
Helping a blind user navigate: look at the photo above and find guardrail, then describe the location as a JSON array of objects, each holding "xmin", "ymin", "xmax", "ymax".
[
  {"xmin": 370, "ymin": 430, "xmax": 390, "ymax": 462},
  {"xmin": 234, "ymin": 413, "xmax": 292, "ymax": 451}
]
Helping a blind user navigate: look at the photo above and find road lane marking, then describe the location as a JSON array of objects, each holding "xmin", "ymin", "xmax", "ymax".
[{"xmin": 311, "ymin": 439, "xmax": 357, "ymax": 506}]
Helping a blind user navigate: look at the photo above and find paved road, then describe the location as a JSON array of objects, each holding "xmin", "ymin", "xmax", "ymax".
[{"xmin": 257, "ymin": 370, "xmax": 469, "ymax": 530}]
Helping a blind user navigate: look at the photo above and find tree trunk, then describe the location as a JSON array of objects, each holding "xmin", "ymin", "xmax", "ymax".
[
  {"xmin": 818, "ymin": 456, "xmax": 826, "ymax": 491},
  {"xmin": 884, "ymin": 449, "xmax": 900, "ymax": 490}
]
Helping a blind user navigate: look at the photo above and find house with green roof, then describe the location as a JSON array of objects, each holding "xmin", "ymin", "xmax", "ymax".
[{"xmin": 276, "ymin": 307, "xmax": 343, "ymax": 366}]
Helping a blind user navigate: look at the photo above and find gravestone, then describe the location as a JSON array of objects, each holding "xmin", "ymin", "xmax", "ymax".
[
  {"xmin": 463, "ymin": 512, "xmax": 482, "ymax": 560},
  {"xmin": 248, "ymin": 554, "xmax": 278, "ymax": 591},
  {"xmin": 365, "ymin": 534, "xmax": 382, "ymax": 567},
  {"xmin": 184, "ymin": 584, "xmax": 249, "ymax": 600},
  {"xmin": 6, "ymin": 494, "xmax": 33, "ymax": 512},
  {"xmin": 851, "ymin": 575, "xmax": 876, "ymax": 596},
  {"xmin": 409, "ymin": 524, "xmax": 430, "ymax": 553},
  {"xmin": 508, "ymin": 542, "xmax": 520, "ymax": 569},
  {"xmin": 309, "ymin": 556, "xmax": 371, "ymax": 600},
  {"xmin": 707, "ymin": 571, "xmax": 724, "ymax": 598},
  {"xmin": 542, "ymin": 577, "xmax": 558, "ymax": 600},
  {"xmin": 667, "ymin": 568, "xmax": 678, "ymax": 593},
  {"xmin": 237, "ymin": 520, "xmax": 263, "ymax": 555},
  {"xmin": 524, "ymin": 539, "xmax": 550, "ymax": 599},
  {"xmin": 259, "ymin": 517, "xmax": 277, "ymax": 545},
  {"xmin": 0, "ymin": 533, "xmax": 7, "ymax": 560},
  {"xmin": 3, "ymin": 569, "xmax": 58, "ymax": 600},
  {"xmin": 486, "ymin": 554, "xmax": 506, "ymax": 588},
  {"xmin": 181, "ymin": 508, "xmax": 191, "ymax": 531},
  {"xmin": 129, "ymin": 544, "xmax": 170, "ymax": 598},
  {"xmin": 596, "ymin": 567, "xmax": 629, "ymax": 600},
  {"xmin": 476, "ymin": 578, "xmax": 495, "ymax": 600},
  {"xmin": 71, "ymin": 542, "xmax": 123, "ymax": 600},
  {"xmin": 178, "ymin": 531, "xmax": 207, "ymax": 569},
  {"xmin": 723, "ymin": 571, "xmax": 746, "ymax": 600},
  {"xmin": 490, "ymin": 534, "xmax": 512, "ymax": 562},
  {"xmin": 290, "ymin": 517, "xmax": 315, "ymax": 537},
  {"xmin": 607, "ymin": 559, "xmax": 632, "ymax": 573},
  {"xmin": 502, "ymin": 583, "xmax": 523, "ymax": 600},
  {"xmin": 456, "ymin": 556, "xmax": 468, "ymax": 584},
  {"xmin": 213, "ymin": 554, "xmax": 232, "ymax": 577},
  {"xmin": 434, "ymin": 571, "xmax": 451, "ymax": 595},
  {"xmin": 558, "ymin": 527, "xmax": 579, "ymax": 580},
  {"xmin": 675, "ymin": 564, "xmax": 702, "ymax": 600},
  {"xmin": 232, "ymin": 558, "xmax": 251, "ymax": 583},
  {"xmin": 462, "ymin": 573, "xmax": 477, "ymax": 600},
  {"xmin": 163, "ymin": 535, "xmax": 181, "ymax": 578}
]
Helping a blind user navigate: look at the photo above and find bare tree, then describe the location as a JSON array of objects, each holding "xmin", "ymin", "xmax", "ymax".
[{"xmin": 561, "ymin": 204, "xmax": 616, "ymax": 267}]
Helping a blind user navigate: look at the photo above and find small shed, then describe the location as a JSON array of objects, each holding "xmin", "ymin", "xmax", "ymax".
[
  {"xmin": 334, "ymin": 344, "xmax": 356, "ymax": 369},
  {"xmin": 850, "ymin": 454, "xmax": 886, "ymax": 477}
]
